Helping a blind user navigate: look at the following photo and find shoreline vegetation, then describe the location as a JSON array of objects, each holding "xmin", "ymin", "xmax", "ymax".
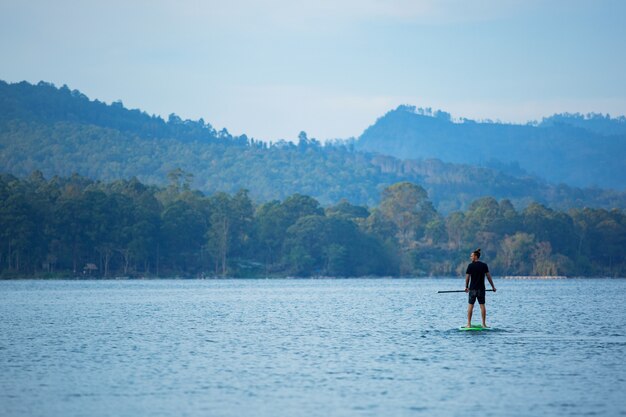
[
  {"xmin": 2, "ymin": 275, "xmax": 622, "ymax": 281},
  {"xmin": 1, "ymin": 173, "xmax": 625, "ymax": 279}
]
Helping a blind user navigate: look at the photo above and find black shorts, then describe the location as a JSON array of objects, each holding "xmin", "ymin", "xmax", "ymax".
[{"xmin": 468, "ymin": 289, "xmax": 486, "ymax": 305}]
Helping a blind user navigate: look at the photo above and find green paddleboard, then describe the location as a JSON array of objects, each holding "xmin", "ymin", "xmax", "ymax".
[{"xmin": 459, "ymin": 324, "xmax": 493, "ymax": 331}]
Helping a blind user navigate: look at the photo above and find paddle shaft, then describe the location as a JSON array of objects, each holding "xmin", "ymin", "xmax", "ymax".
[{"xmin": 438, "ymin": 289, "xmax": 495, "ymax": 293}]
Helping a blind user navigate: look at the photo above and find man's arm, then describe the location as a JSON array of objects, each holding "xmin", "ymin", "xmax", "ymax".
[
  {"xmin": 465, "ymin": 274, "xmax": 470, "ymax": 292},
  {"xmin": 486, "ymin": 272, "xmax": 496, "ymax": 292}
]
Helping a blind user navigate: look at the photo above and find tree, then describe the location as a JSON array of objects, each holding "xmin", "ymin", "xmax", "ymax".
[
  {"xmin": 522, "ymin": 203, "xmax": 577, "ymax": 257},
  {"xmin": 445, "ymin": 211, "xmax": 465, "ymax": 250},
  {"xmin": 54, "ymin": 192, "xmax": 93, "ymax": 274},
  {"xmin": 206, "ymin": 190, "xmax": 254, "ymax": 275},
  {"xmin": 0, "ymin": 192, "xmax": 37, "ymax": 272},
  {"xmin": 496, "ymin": 232, "xmax": 535, "ymax": 275},
  {"xmin": 283, "ymin": 215, "xmax": 327, "ymax": 276},
  {"xmin": 532, "ymin": 241, "xmax": 558, "ymax": 276},
  {"xmin": 379, "ymin": 182, "xmax": 431, "ymax": 251},
  {"xmin": 325, "ymin": 199, "xmax": 370, "ymax": 221},
  {"xmin": 254, "ymin": 200, "xmax": 287, "ymax": 270},
  {"xmin": 161, "ymin": 200, "xmax": 206, "ymax": 273}
]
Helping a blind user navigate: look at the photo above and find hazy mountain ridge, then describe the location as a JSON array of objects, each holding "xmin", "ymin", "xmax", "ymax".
[
  {"xmin": 356, "ymin": 105, "xmax": 626, "ymax": 190},
  {"xmin": 0, "ymin": 80, "xmax": 248, "ymax": 145},
  {"xmin": 1, "ymin": 80, "xmax": 625, "ymax": 212},
  {"xmin": 539, "ymin": 112, "xmax": 626, "ymax": 136}
]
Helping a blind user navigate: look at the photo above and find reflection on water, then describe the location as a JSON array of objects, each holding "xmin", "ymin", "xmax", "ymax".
[{"xmin": 1, "ymin": 278, "xmax": 625, "ymax": 417}]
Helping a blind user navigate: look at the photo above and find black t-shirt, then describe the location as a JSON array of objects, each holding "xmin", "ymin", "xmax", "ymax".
[{"xmin": 466, "ymin": 261, "xmax": 489, "ymax": 290}]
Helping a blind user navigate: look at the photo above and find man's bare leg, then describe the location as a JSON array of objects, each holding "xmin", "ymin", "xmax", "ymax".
[
  {"xmin": 479, "ymin": 304, "xmax": 487, "ymax": 327},
  {"xmin": 466, "ymin": 304, "xmax": 474, "ymax": 327}
]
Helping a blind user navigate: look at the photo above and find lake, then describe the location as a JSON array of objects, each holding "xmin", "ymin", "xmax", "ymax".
[{"xmin": 1, "ymin": 278, "xmax": 625, "ymax": 417}]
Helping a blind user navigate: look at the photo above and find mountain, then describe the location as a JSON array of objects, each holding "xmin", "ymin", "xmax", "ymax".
[
  {"xmin": 1, "ymin": 80, "xmax": 625, "ymax": 212},
  {"xmin": 0, "ymin": 80, "xmax": 242, "ymax": 144},
  {"xmin": 356, "ymin": 105, "xmax": 626, "ymax": 190}
]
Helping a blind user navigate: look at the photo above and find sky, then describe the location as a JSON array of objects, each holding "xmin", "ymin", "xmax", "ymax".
[{"xmin": 1, "ymin": 0, "xmax": 625, "ymax": 141}]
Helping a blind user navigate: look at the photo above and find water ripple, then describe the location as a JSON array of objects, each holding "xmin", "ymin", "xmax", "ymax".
[{"xmin": 1, "ymin": 278, "xmax": 625, "ymax": 417}]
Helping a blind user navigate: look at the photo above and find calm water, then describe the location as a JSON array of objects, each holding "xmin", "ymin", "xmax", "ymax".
[{"xmin": 1, "ymin": 278, "xmax": 625, "ymax": 417}]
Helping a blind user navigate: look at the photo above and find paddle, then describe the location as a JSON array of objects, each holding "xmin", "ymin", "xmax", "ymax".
[{"xmin": 438, "ymin": 289, "xmax": 495, "ymax": 293}]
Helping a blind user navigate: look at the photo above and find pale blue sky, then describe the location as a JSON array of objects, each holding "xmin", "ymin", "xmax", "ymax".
[{"xmin": 1, "ymin": 0, "xmax": 625, "ymax": 141}]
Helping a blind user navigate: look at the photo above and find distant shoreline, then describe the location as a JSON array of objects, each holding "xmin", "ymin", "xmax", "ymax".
[
  {"xmin": 500, "ymin": 275, "xmax": 568, "ymax": 280},
  {"xmin": 1, "ymin": 275, "xmax": 624, "ymax": 281}
]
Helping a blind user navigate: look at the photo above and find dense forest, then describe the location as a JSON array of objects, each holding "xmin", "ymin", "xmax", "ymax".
[
  {"xmin": 1, "ymin": 173, "xmax": 624, "ymax": 278},
  {"xmin": 357, "ymin": 105, "xmax": 626, "ymax": 190},
  {"xmin": 2, "ymin": 80, "xmax": 626, "ymax": 213}
]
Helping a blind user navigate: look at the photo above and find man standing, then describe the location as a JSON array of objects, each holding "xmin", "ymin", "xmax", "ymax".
[{"xmin": 465, "ymin": 248, "xmax": 496, "ymax": 328}]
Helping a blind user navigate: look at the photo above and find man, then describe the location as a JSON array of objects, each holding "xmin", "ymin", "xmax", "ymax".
[{"xmin": 464, "ymin": 248, "xmax": 496, "ymax": 328}]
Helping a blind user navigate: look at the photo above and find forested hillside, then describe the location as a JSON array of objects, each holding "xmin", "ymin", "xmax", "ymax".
[
  {"xmin": 1, "ymin": 174, "xmax": 624, "ymax": 278},
  {"xmin": 1, "ymin": 80, "xmax": 626, "ymax": 213},
  {"xmin": 357, "ymin": 105, "xmax": 626, "ymax": 190}
]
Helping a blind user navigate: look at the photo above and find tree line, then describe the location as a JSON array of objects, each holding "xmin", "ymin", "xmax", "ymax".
[{"xmin": 1, "ymin": 172, "xmax": 624, "ymax": 278}]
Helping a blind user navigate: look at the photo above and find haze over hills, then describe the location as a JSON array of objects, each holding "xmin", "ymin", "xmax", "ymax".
[
  {"xmin": 357, "ymin": 105, "xmax": 626, "ymax": 190},
  {"xmin": 1, "ymin": 80, "xmax": 625, "ymax": 213}
]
